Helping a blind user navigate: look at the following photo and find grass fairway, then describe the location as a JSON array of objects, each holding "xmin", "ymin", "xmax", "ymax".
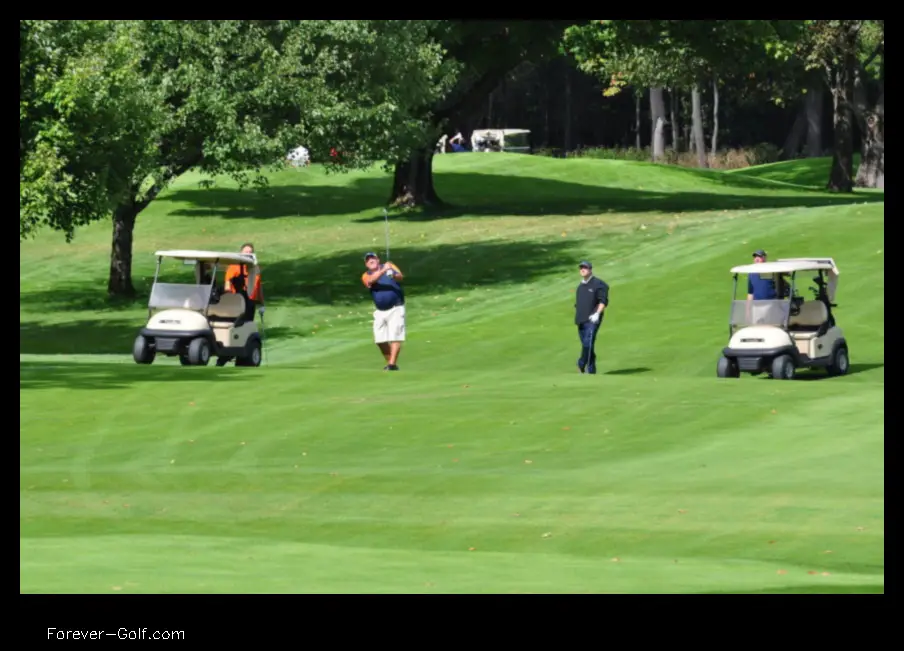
[{"xmin": 20, "ymin": 154, "xmax": 884, "ymax": 593}]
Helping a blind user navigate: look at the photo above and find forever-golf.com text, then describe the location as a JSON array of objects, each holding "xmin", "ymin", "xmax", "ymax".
[{"xmin": 48, "ymin": 628, "xmax": 185, "ymax": 640}]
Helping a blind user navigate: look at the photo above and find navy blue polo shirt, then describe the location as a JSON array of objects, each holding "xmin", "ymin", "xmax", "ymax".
[{"xmin": 748, "ymin": 273, "xmax": 777, "ymax": 299}]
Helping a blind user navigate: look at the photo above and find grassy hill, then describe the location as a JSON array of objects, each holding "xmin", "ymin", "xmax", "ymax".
[{"xmin": 20, "ymin": 154, "xmax": 884, "ymax": 593}]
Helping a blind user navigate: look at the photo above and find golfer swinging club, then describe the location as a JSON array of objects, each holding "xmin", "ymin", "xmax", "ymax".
[
  {"xmin": 361, "ymin": 252, "xmax": 405, "ymax": 370},
  {"xmin": 574, "ymin": 260, "xmax": 609, "ymax": 374}
]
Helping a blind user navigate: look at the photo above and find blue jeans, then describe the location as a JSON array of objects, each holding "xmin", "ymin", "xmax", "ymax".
[{"xmin": 577, "ymin": 320, "xmax": 602, "ymax": 373}]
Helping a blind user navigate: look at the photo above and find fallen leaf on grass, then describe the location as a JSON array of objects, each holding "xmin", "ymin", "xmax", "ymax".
[
  {"xmin": 189, "ymin": 402, "xmax": 195, "ymax": 406},
  {"xmin": 678, "ymin": 509, "xmax": 687, "ymax": 514},
  {"xmin": 462, "ymin": 385, "xmax": 470, "ymax": 389},
  {"xmin": 468, "ymin": 547, "xmax": 476, "ymax": 551},
  {"xmin": 447, "ymin": 444, "xmax": 454, "ymax": 448},
  {"xmin": 771, "ymin": 409, "xmax": 777, "ymax": 414},
  {"xmin": 807, "ymin": 570, "xmax": 817, "ymax": 575},
  {"xmin": 122, "ymin": 504, "xmax": 130, "ymax": 508},
  {"xmin": 452, "ymin": 458, "xmax": 459, "ymax": 462},
  {"xmin": 611, "ymin": 557, "xmax": 620, "ymax": 562},
  {"xmin": 524, "ymin": 460, "xmax": 533, "ymax": 464},
  {"xmin": 823, "ymin": 550, "xmax": 833, "ymax": 554},
  {"xmin": 821, "ymin": 572, "xmax": 831, "ymax": 576},
  {"xmin": 776, "ymin": 569, "xmax": 787, "ymax": 575},
  {"xmin": 240, "ymin": 442, "xmax": 246, "ymax": 446},
  {"xmin": 562, "ymin": 427, "xmax": 570, "ymax": 431},
  {"xmin": 541, "ymin": 532, "xmax": 552, "ymax": 538},
  {"xmin": 768, "ymin": 540, "xmax": 776, "ymax": 544},
  {"xmin": 112, "ymin": 586, "xmax": 122, "ymax": 591},
  {"xmin": 512, "ymin": 513, "xmax": 520, "ymax": 517},
  {"xmin": 856, "ymin": 526, "xmax": 866, "ymax": 531}
]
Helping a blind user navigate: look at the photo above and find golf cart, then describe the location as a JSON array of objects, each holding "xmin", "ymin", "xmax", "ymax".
[
  {"xmin": 471, "ymin": 128, "xmax": 532, "ymax": 153},
  {"xmin": 718, "ymin": 258, "xmax": 849, "ymax": 380},
  {"xmin": 132, "ymin": 250, "xmax": 263, "ymax": 367}
]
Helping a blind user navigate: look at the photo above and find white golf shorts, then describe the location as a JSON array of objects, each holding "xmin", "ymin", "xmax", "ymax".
[{"xmin": 373, "ymin": 304, "xmax": 406, "ymax": 343}]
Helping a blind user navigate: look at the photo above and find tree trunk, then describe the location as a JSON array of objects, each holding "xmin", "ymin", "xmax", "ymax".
[
  {"xmin": 854, "ymin": 82, "xmax": 884, "ymax": 188},
  {"xmin": 670, "ymin": 88, "xmax": 680, "ymax": 151},
  {"xmin": 826, "ymin": 22, "xmax": 859, "ymax": 192},
  {"xmin": 710, "ymin": 77, "xmax": 719, "ymax": 155},
  {"xmin": 635, "ymin": 94, "xmax": 641, "ymax": 149},
  {"xmin": 653, "ymin": 117, "xmax": 666, "ymax": 162},
  {"xmin": 389, "ymin": 148, "xmax": 441, "ymax": 208},
  {"xmin": 805, "ymin": 82, "xmax": 824, "ymax": 157},
  {"xmin": 108, "ymin": 200, "xmax": 139, "ymax": 297},
  {"xmin": 691, "ymin": 84, "xmax": 707, "ymax": 167},
  {"xmin": 781, "ymin": 105, "xmax": 806, "ymax": 160},
  {"xmin": 649, "ymin": 87, "xmax": 666, "ymax": 160}
]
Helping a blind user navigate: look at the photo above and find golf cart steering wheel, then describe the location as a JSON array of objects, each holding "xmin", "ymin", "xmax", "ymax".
[{"xmin": 789, "ymin": 295, "xmax": 803, "ymax": 316}]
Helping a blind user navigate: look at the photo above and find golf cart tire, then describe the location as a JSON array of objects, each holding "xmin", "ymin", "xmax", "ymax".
[
  {"xmin": 236, "ymin": 335, "xmax": 262, "ymax": 367},
  {"xmin": 827, "ymin": 343, "xmax": 850, "ymax": 376},
  {"xmin": 771, "ymin": 354, "xmax": 795, "ymax": 380},
  {"xmin": 717, "ymin": 355, "xmax": 739, "ymax": 378},
  {"xmin": 187, "ymin": 337, "xmax": 211, "ymax": 366},
  {"xmin": 133, "ymin": 334, "xmax": 154, "ymax": 364}
]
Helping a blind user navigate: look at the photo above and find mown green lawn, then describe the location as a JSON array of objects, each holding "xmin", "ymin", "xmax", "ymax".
[{"xmin": 20, "ymin": 154, "xmax": 884, "ymax": 593}]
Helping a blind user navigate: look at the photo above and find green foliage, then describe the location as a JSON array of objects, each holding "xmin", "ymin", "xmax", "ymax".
[
  {"xmin": 19, "ymin": 20, "xmax": 459, "ymax": 242},
  {"xmin": 20, "ymin": 21, "xmax": 164, "ymax": 240},
  {"xmin": 564, "ymin": 20, "xmax": 804, "ymax": 103}
]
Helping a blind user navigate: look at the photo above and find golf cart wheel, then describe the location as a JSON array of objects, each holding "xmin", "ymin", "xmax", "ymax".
[
  {"xmin": 132, "ymin": 335, "xmax": 154, "ymax": 364},
  {"xmin": 236, "ymin": 337, "xmax": 262, "ymax": 367},
  {"xmin": 717, "ymin": 355, "xmax": 739, "ymax": 378},
  {"xmin": 187, "ymin": 337, "xmax": 211, "ymax": 366},
  {"xmin": 827, "ymin": 345, "xmax": 850, "ymax": 376},
  {"xmin": 771, "ymin": 354, "xmax": 795, "ymax": 380}
]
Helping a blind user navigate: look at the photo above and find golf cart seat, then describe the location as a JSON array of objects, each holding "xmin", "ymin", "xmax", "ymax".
[
  {"xmin": 207, "ymin": 292, "xmax": 246, "ymax": 323},
  {"xmin": 788, "ymin": 300, "xmax": 828, "ymax": 337}
]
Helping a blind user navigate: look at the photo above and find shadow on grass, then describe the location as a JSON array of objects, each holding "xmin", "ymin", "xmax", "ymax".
[
  {"xmin": 19, "ymin": 320, "xmax": 302, "ymax": 356},
  {"xmin": 786, "ymin": 362, "xmax": 884, "ymax": 381},
  {"xmin": 701, "ymin": 584, "xmax": 882, "ymax": 594},
  {"xmin": 22, "ymin": 239, "xmax": 582, "ymax": 317},
  {"xmin": 606, "ymin": 367, "xmax": 652, "ymax": 375},
  {"xmin": 727, "ymin": 155, "xmax": 864, "ymax": 189},
  {"xmin": 155, "ymin": 171, "xmax": 883, "ymax": 224},
  {"xmin": 19, "ymin": 360, "xmax": 261, "ymax": 391}
]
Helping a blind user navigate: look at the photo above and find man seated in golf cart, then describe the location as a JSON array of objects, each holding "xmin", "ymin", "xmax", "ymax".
[{"xmin": 224, "ymin": 243, "xmax": 264, "ymax": 322}]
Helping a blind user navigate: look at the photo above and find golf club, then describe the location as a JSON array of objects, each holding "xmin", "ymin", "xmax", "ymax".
[
  {"xmin": 383, "ymin": 208, "xmax": 390, "ymax": 261},
  {"xmin": 260, "ymin": 309, "xmax": 268, "ymax": 366}
]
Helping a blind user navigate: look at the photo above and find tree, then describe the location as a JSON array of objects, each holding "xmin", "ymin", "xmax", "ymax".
[
  {"xmin": 853, "ymin": 20, "xmax": 883, "ymax": 188},
  {"xmin": 20, "ymin": 20, "xmax": 454, "ymax": 296},
  {"xmin": 386, "ymin": 21, "xmax": 571, "ymax": 207},
  {"xmin": 564, "ymin": 20, "xmax": 794, "ymax": 166}
]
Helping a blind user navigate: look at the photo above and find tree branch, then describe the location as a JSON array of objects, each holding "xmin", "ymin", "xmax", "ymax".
[{"xmin": 863, "ymin": 41, "xmax": 883, "ymax": 69}]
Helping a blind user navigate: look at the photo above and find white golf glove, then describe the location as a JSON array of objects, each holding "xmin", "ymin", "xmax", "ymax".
[
  {"xmin": 385, "ymin": 268, "xmax": 395, "ymax": 277},
  {"xmin": 589, "ymin": 312, "xmax": 600, "ymax": 324},
  {"xmin": 258, "ymin": 306, "xmax": 265, "ymax": 315}
]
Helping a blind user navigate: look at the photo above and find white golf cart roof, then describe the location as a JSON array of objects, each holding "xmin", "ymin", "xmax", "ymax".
[
  {"xmin": 155, "ymin": 250, "xmax": 258, "ymax": 266},
  {"xmin": 472, "ymin": 128, "xmax": 530, "ymax": 137},
  {"xmin": 730, "ymin": 258, "xmax": 839, "ymax": 275}
]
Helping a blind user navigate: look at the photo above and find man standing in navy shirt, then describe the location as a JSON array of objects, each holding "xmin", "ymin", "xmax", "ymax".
[{"xmin": 574, "ymin": 260, "xmax": 609, "ymax": 374}]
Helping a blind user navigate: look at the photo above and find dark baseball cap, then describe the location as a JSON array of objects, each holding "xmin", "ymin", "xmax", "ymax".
[
  {"xmin": 578, "ymin": 260, "xmax": 592, "ymax": 269},
  {"xmin": 752, "ymin": 249, "xmax": 767, "ymax": 257},
  {"xmin": 364, "ymin": 252, "xmax": 379, "ymax": 260}
]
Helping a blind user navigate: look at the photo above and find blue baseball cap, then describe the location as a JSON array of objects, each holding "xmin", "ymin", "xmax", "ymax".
[
  {"xmin": 578, "ymin": 260, "xmax": 592, "ymax": 269},
  {"xmin": 364, "ymin": 252, "xmax": 379, "ymax": 260}
]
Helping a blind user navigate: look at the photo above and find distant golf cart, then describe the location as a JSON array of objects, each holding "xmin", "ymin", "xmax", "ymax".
[
  {"xmin": 132, "ymin": 250, "xmax": 263, "ymax": 367},
  {"xmin": 718, "ymin": 258, "xmax": 849, "ymax": 380},
  {"xmin": 471, "ymin": 128, "xmax": 532, "ymax": 153}
]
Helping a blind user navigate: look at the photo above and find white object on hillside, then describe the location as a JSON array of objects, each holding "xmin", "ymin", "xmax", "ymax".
[{"xmin": 287, "ymin": 146, "xmax": 310, "ymax": 167}]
